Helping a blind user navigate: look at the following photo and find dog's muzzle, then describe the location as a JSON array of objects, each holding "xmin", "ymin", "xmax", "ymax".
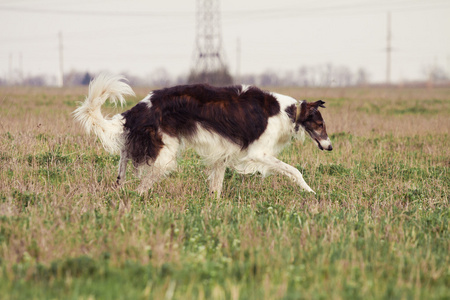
[{"xmin": 317, "ymin": 138, "xmax": 333, "ymax": 151}]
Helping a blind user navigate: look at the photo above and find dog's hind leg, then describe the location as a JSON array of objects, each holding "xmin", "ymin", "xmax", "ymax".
[
  {"xmin": 208, "ymin": 162, "xmax": 226, "ymax": 198},
  {"xmin": 136, "ymin": 135, "xmax": 179, "ymax": 195},
  {"xmin": 116, "ymin": 149, "xmax": 129, "ymax": 186},
  {"xmin": 249, "ymin": 154, "xmax": 315, "ymax": 194},
  {"xmin": 132, "ymin": 159, "xmax": 140, "ymax": 177}
]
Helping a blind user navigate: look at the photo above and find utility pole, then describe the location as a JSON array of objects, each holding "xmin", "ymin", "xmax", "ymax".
[
  {"xmin": 447, "ymin": 54, "xmax": 450, "ymax": 80},
  {"xmin": 386, "ymin": 12, "xmax": 391, "ymax": 85},
  {"xmin": 59, "ymin": 31, "xmax": 64, "ymax": 87},
  {"xmin": 236, "ymin": 37, "xmax": 241, "ymax": 83},
  {"xmin": 19, "ymin": 52, "xmax": 23, "ymax": 84},
  {"xmin": 189, "ymin": 0, "xmax": 232, "ymax": 85},
  {"xmin": 9, "ymin": 53, "xmax": 12, "ymax": 85}
]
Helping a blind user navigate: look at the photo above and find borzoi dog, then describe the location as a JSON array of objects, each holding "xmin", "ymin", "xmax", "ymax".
[{"xmin": 74, "ymin": 74, "xmax": 332, "ymax": 196}]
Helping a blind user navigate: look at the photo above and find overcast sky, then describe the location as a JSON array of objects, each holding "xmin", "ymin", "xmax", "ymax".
[{"xmin": 1, "ymin": 0, "xmax": 450, "ymax": 84}]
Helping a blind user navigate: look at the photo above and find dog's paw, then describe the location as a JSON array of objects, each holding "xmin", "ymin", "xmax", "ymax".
[
  {"xmin": 305, "ymin": 188, "xmax": 316, "ymax": 194},
  {"xmin": 136, "ymin": 185, "xmax": 150, "ymax": 196},
  {"xmin": 301, "ymin": 185, "xmax": 316, "ymax": 194}
]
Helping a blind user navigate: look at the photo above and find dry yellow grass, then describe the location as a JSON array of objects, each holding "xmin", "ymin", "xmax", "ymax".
[{"xmin": 0, "ymin": 85, "xmax": 448, "ymax": 299}]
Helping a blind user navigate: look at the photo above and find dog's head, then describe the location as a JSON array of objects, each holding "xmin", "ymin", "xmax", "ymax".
[{"xmin": 296, "ymin": 100, "xmax": 332, "ymax": 151}]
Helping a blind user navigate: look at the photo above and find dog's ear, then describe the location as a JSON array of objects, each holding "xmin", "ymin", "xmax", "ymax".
[
  {"xmin": 296, "ymin": 100, "xmax": 308, "ymax": 122},
  {"xmin": 297, "ymin": 100, "xmax": 326, "ymax": 123},
  {"xmin": 314, "ymin": 100, "xmax": 326, "ymax": 108}
]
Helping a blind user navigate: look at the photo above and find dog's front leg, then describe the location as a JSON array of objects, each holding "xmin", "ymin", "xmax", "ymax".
[
  {"xmin": 250, "ymin": 154, "xmax": 315, "ymax": 194},
  {"xmin": 208, "ymin": 163, "xmax": 226, "ymax": 198}
]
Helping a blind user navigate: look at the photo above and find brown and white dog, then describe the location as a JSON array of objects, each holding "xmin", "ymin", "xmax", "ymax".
[{"xmin": 74, "ymin": 74, "xmax": 332, "ymax": 196}]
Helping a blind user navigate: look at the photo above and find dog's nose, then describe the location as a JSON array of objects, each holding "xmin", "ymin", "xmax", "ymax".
[{"xmin": 327, "ymin": 145, "xmax": 333, "ymax": 151}]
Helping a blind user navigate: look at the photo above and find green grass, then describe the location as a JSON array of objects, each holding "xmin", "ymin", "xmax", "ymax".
[{"xmin": 0, "ymin": 86, "xmax": 449, "ymax": 299}]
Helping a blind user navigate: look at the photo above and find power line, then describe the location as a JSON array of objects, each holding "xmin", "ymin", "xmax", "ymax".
[
  {"xmin": 223, "ymin": 2, "xmax": 450, "ymax": 22},
  {"xmin": 0, "ymin": 5, "xmax": 194, "ymax": 17},
  {"xmin": 1, "ymin": 0, "xmax": 449, "ymax": 18}
]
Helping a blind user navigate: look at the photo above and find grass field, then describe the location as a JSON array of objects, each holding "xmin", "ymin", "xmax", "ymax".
[{"xmin": 0, "ymin": 85, "xmax": 449, "ymax": 299}]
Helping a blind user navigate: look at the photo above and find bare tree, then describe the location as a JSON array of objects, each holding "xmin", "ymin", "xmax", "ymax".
[
  {"xmin": 22, "ymin": 75, "xmax": 48, "ymax": 86},
  {"xmin": 258, "ymin": 70, "xmax": 281, "ymax": 86},
  {"xmin": 356, "ymin": 68, "xmax": 370, "ymax": 86},
  {"xmin": 423, "ymin": 65, "xmax": 448, "ymax": 83},
  {"xmin": 149, "ymin": 67, "xmax": 172, "ymax": 87}
]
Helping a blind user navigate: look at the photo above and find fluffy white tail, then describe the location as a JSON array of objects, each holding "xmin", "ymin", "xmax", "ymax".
[{"xmin": 73, "ymin": 74, "xmax": 135, "ymax": 153}]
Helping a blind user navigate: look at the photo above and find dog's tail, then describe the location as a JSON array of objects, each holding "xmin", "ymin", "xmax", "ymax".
[{"xmin": 73, "ymin": 73, "xmax": 135, "ymax": 153}]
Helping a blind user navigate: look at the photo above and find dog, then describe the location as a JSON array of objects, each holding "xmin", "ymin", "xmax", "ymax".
[{"xmin": 73, "ymin": 74, "xmax": 332, "ymax": 197}]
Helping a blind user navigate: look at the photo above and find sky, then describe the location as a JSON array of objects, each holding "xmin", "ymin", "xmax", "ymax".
[{"xmin": 1, "ymin": 0, "xmax": 450, "ymax": 84}]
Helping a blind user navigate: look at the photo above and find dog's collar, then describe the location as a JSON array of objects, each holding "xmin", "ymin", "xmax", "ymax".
[{"xmin": 295, "ymin": 100, "xmax": 304, "ymax": 123}]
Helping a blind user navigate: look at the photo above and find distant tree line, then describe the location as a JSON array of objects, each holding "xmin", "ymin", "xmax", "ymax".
[
  {"xmin": 188, "ymin": 69, "xmax": 233, "ymax": 86},
  {"xmin": 238, "ymin": 64, "xmax": 370, "ymax": 87},
  {"xmin": 1, "ymin": 63, "xmax": 448, "ymax": 87}
]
